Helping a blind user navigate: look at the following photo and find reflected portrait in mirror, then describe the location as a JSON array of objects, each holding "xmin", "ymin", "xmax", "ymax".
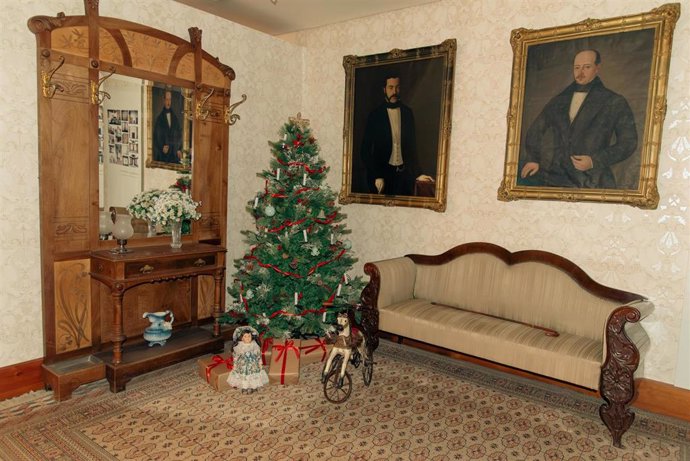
[{"xmin": 146, "ymin": 83, "xmax": 192, "ymax": 171}]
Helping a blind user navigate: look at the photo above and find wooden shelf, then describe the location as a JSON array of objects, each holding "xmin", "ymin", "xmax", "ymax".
[{"xmin": 94, "ymin": 326, "xmax": 231, "ymax": 393}]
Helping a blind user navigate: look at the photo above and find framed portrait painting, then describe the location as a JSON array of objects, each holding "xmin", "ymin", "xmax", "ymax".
[
  {"xmin": 145, "ymin": 83, "xmax": 193, "ymax": 171},
  {"xmin": 338, "ymin": 39, "xmax": 456, "ymax": 212},
  {"xmin": 498, "ymin": 4, "xmax": 680, "ymax": 209}
]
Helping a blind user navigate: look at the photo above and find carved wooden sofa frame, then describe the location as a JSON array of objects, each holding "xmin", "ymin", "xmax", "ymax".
[{"xmin": 360, "ymin": 242, "xmax": 653, "ymax": 447}]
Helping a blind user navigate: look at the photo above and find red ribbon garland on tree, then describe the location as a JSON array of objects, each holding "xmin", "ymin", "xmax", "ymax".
[{"xmin": 275, "ymin": 157, "xmax": 327, "ymax": 175}]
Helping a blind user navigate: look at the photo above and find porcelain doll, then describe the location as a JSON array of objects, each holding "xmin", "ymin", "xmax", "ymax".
[{"xmin": 227, "ymin": 326, "xmax": 269, "ymax": 393}]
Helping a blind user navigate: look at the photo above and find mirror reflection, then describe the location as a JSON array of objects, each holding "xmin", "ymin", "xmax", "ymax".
[{"xmin": 98, "ymin": 74, "xmax": 193, "ymax": 239}]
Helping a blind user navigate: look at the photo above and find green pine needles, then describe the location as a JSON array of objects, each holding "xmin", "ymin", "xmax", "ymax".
[{"xmin": 222, "ymin": 115, "xmax": 363, "ymax": 339}]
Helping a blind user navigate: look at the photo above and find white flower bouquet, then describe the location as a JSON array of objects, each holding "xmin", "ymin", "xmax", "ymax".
[
  {"xmin": 127, "ymin": 189, "xmax": 164, "ymax": 221},
  {"xmin": 151, "ymin": 189, "xmax": 202, "ymax": 226}
]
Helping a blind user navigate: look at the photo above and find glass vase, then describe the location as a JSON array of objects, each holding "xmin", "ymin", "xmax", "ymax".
[
  {"xmin": 170, "ymin": 221, "xmax": 182, "ymax": 249},
  {"xmin": 147, "ymin": 220, "xmax": 157, "ymax": 238}
]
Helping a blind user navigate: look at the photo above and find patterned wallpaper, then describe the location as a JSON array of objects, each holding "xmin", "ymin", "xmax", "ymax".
[
  {"xmin": 1, "ymin": 0, "xmax": 688, "ymax": 388},
  {"xmin": 289, "ymin": 0, "xmax": 690, "ymax": 386}
]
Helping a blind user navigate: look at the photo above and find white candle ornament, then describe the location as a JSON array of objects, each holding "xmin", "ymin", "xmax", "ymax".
[
  {"xmin": 294, "ymin": 292, "xmax": 298, "ymax": 305},
  {"xmin": 336, "ymin": 284, "xmax": 342, "ymax": 296},
  {"xmin": 302, "ymin": 173, "xmax": 307, "ymax": 185},
  {"xmin": 303, "ymin": 230, "xmax": 308, "ymax": 242},
  {"xmin": 276, "ymin": 168, "xmax": 281, "ymax": 180},
  {"xmin": 253, "ymin": 197, "xmax": 258, "ymax": 208},
  {"xmin": 330, "ymin": 233, "xmax": 334, "ymax": 244}
]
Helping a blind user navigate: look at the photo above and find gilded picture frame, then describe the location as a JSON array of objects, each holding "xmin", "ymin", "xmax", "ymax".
[
  {"xmin": 338, "ymin": 39, "xmax": 456, "ymax": 212},
  {"xmin": 498, "ymin": 4, "xmax": 680, "ymax": 209},
  {"xmin": 145, "ymin": 83, "xmax": 193, "ymax": 171}
]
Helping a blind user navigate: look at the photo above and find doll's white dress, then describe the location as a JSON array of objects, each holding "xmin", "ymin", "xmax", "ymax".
[{"xmin": 227, "ymin": 340, "xmax": 269, "ymax": 390}]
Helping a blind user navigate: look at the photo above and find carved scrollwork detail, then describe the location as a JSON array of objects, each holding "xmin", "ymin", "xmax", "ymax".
[
  {"xmin": 652, "ymin": 3, "xmax": 681, "ymax": 23},
  {"xmin": 27, "ymin": 13, "xmax": 67, "ymax": 34},
  {"xmin": 218, "ymin": 63, "xmax": 236, "ymax": 81},
  {"xmin": 510, "ymin": 28, "xmax": 527, "ymax": 51},
  {"xmin": 599, "ymin": 306, "xmax": 642, "ymax": 448}
]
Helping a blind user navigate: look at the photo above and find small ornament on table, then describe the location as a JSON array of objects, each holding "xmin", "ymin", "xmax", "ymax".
[{"xmin": 227, "ymin": 326, "xmax": 269, "ymax": 394}]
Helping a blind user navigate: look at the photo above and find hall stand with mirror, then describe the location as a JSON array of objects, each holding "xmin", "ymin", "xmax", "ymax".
[{"xmin": 29, "ymin": 0, "xmax": 237, "ymax": 400}]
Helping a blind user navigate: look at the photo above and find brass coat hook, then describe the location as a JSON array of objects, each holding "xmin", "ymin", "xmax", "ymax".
[
  {"xmin": 196, "ymin": 87, "xmax": 215, "ymax": 120},
  {"xmin": 41, "ymin": 55, "xmax": 65, "ymax": 99},
  {"xmin": 91, "ymin": 67, "xmax": 115, "ymax": 105},
  {"xmin": 226, "ymin": 94, "xmax": 247, "ymax": 125}
]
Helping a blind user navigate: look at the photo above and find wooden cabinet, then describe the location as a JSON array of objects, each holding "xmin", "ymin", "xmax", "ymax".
[
  {"xmin": 29, "ymin": 2, "xmax": 235, "ymax": 400},
  {"xmin": 90, "ymin": 244, "xmax": 226, "ymax": 392}
]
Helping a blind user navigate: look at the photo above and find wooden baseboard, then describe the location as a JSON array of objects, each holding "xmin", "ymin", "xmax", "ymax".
[
  {"xmin": 381, "ymin": 333, "xmax": 690, "ymax": 423},
  {"xmin": 0, "ymin": 358, "xmax": 44, "ymax": 400}
]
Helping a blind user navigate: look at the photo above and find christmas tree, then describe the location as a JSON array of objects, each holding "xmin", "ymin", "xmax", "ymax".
[{"xmin": 223, "ymin": 114, "xmax": 363, "ymax": 339}]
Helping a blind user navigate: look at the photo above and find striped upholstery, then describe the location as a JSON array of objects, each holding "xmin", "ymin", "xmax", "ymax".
[{"xmin": 371, "ymin": 253, "xmax": 651, "ymax": 391}]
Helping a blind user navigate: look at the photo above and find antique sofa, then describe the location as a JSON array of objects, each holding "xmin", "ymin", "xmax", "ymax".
[{"xmin": 360, "ymin": 242, "xmax": 653, "ymax": 447}]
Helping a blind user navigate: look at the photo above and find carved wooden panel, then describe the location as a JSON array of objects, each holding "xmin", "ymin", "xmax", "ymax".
[
  {"xmin": 49, "ymin": 96, "xmax": 91, "ymax": 254},
  {"xmin": 98, "ymin": 28, "xmax": 124, "ymax": 65},
  {"xmin": 54, "ymin": 259, "xmax": 92, "ymax": 353},
  {"xmin": 121, "ymin": 30, "xmax": 176, "ymax": 75},
  {"xmin": 194, "ymin": 100, "xmax": 227, "ymax": 242},
  {"xmin": 198, "ymin": 275, "xmax": 214, "ymax": 319},
  {"xmin": 51, "ymin": 27, "xmax": 89, "ymax": 57}
]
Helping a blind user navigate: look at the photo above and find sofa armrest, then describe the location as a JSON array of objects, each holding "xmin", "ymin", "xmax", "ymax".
[
  {"xmin": 599, "ymin": 300, "xmax": 654, "ymax": 447},
  {"xmin": 361, "ymin": 257, "xmax": 416, "ymax": 310}
]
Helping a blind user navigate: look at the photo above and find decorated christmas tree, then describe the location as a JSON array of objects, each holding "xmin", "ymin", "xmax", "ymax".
[{"xmin": 223, "ymin": 114, "xmax": 363, "ymax": 339}]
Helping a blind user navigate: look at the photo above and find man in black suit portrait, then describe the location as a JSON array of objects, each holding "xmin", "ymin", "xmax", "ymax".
[
  {"xmin": 360, "ymin": 74, "xmax": 433, "ymax": 195},
  {"xmin": 520, "ymin": 49, "xmax": 637, "ymax": 189},
  {"xmin": 153, "ymin": 89, "xmax": 182, "ymax": 164}
]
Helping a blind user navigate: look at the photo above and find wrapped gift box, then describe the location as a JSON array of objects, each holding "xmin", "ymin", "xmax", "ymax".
[
  {"xmin": 299, "ymin": 337, "xmax": 332, "ymax": 366},
  {"xmin": 197, "ymin": 353, "xmax": 234, "ymax": 391},
  {"xmin": 268, "ymin": 339, "xmax": 301, "ymax": 385},
  {"xmin": 260, "ymin": 337, "xmax": 274, "ymax": 366}
]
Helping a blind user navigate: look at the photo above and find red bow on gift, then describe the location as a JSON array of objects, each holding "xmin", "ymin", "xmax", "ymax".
[
  {"xmin": 300, "ymin": 339, "xmax": 328, "ymax": 362},
  {"xmin": 205, "ymin": 355, "xmax": 234, "ymax": 383},
  {"xmin": 274, "ymin": 340, "xmax": 300, "ymax": 385}
]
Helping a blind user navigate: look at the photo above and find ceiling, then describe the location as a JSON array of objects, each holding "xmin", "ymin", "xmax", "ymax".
[{"xmin": 172, "ymin": 0, "xmax": 442, "ymax": 36}]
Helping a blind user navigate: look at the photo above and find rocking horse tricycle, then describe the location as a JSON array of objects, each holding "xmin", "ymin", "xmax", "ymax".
[{"xmin": 320, "ymin": 305, "xmax": 375, "ymax": 403}]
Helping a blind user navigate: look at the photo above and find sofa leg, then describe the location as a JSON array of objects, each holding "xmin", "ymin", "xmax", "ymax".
[
  {"xmin": 396, "ymin": 336, "xmax": 404, "ymax": 344},
  {"xmin": 599, "ymin": 306, "xmax": 642, "ymax": 448},
  {"xmin": 599, "ymin": 397, "xmax": 634, "ymax": 448}
]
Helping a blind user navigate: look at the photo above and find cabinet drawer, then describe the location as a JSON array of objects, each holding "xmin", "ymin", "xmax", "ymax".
[{"xmin": 125, "ymin": 254, "xmax": 216, "ymax": 278}]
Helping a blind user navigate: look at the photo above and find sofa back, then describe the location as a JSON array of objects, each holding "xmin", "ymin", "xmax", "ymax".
[{"xmin": 413, "ymin": 252, "xmax": 622, "ymax": 341}]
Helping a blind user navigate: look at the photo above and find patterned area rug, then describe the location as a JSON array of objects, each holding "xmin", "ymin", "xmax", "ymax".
[{"xmin": 1, "ymin": 340, "xmax": 689, "ymax": 460}]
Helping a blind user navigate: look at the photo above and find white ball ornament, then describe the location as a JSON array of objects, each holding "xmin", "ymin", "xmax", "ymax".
[
  {"xmin": 343, "ymin": 239, "xmax": 352, "ymax": 249},
  {"xmin": 264, "ymin": 205, "xmax": 276, "ymax": 217}
]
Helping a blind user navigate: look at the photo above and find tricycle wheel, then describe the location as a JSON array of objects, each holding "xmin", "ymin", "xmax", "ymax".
[
  {"xmin": 323, "ymin": 357, "xmax": 352, "ymax": 404},
  {"xmin": 362, "ymin": 352, "xmax": 374, "ymax": 386}
]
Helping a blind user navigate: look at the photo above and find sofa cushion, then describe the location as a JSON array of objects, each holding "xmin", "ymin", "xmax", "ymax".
[
  {"xmin": 413, "ymin": 253, "xmax": 620, "ymax": 342},
  {"xmin": 379, "ymin": 298, "xmax": 603, "ymax": 389}
]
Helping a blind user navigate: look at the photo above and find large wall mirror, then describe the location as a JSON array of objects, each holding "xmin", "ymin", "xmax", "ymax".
[{"xmin": 98, "ymin": 74, "xmax": 194, "ymax": 237}]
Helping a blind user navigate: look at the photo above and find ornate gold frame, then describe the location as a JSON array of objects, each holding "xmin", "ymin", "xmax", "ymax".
[
  {"xmin": 498, "ymin": 4, "xmax": 680, "ymax": 209},
  {"xmin": 338, "ymin": 39, "xmax": 456, "ymax": 212}
]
